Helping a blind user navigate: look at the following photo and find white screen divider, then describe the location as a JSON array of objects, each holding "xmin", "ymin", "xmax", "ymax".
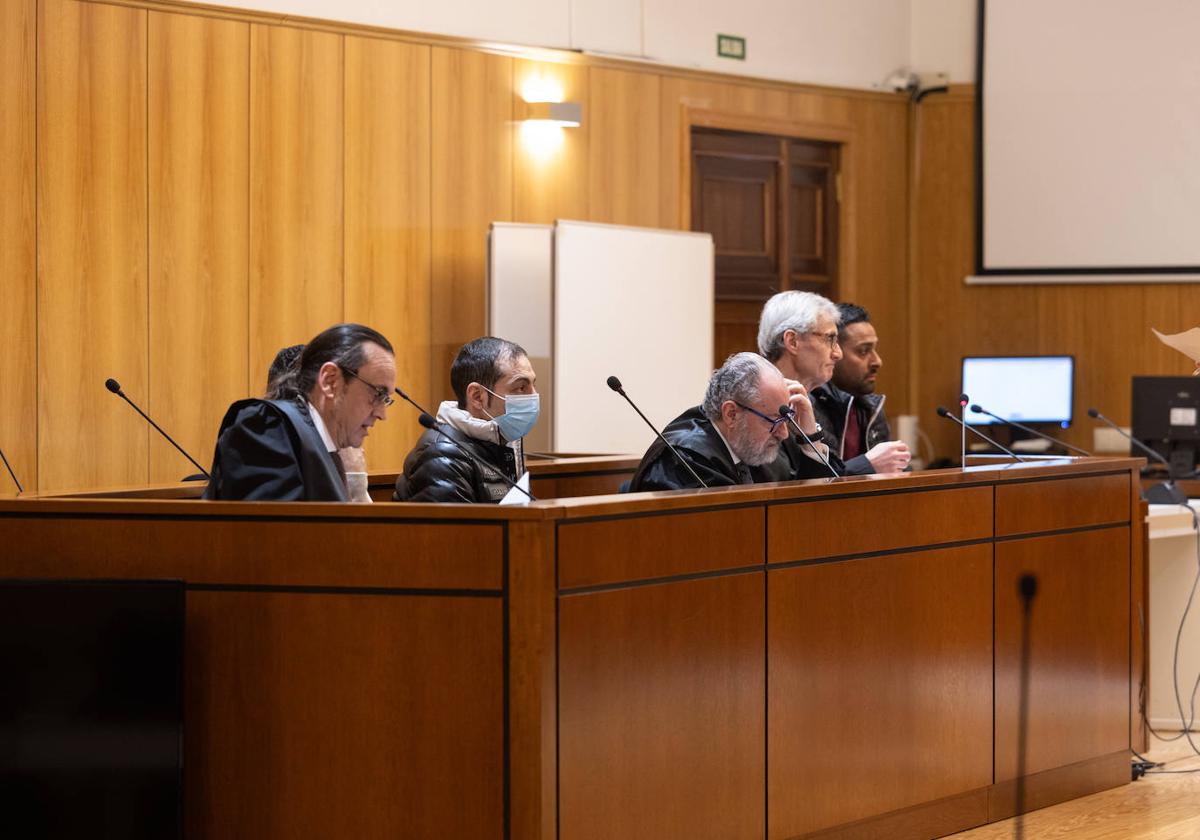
[{"xmin": 552, "ymin": 221, "xmax": 714, "ymax": 455}]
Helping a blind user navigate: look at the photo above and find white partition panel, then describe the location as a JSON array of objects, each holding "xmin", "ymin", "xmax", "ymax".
[
  {"xmin": 488, "ymin": 223, "xmax": 554, "ymax": 453},
  {"xmin": 553, "ymin": 221, "xmax": 713, "ymax": 454}
]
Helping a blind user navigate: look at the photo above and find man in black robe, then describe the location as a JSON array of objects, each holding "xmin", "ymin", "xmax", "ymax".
[
  {"xmin": 202, "ymin": 323, "xmax": 396, "ymax": 502},
  {"xmin": 629, "ymin": 353, "xmax": 796, "ymax": 492}
]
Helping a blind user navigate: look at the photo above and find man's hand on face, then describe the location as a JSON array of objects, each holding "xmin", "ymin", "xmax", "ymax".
[
  {"xmin": 864, "ymin": 440, "xmax": 911, "ymax": 474},
  {"xmin": 783, "ymin": 379, "xmax": 819, "ymax": 434}
]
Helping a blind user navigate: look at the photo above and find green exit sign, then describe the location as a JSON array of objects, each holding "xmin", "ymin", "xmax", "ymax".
[{"xmin": 717, "ymin": 34, "xmax": 746, "ymax": 60}]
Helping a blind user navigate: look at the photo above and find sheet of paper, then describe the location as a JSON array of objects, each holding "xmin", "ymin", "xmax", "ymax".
[
  {"xmin": 1152, "ymin": 327, "xmax": 1200, "ymax": 363},
  {"xmin": 499, "ymin": 471, "xmax": 531, "ymax": 505}
]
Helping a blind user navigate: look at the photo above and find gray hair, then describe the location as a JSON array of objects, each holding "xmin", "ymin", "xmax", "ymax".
[
  {"xmin": 756, "ymin": 291, "xmax": 840, "ymax": 362},
  {"xmin": 701, "ymin": 353, "xmax": 778, "ymax": 422}
]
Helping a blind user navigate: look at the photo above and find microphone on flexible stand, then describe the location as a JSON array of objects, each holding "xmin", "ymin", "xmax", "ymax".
[
  {"xmin": 969, "ymin": 404, "xmax": 1092, "ymax": 456},
  {"xmin": 606, "ymin": 375, "xmax": 709, "ymax": 489},
  {"xmin": 959, "ymin": 393, "xmax": 969, "ymax": 467},
  {"xmin": 936, "ymin": 406, "xmax": 1026, "ymax": 463},
  {"xmin": 104, "ymin": 378, "xmax": 210, "ymax": 481},
  {"xmin": 0, "ymin": 444, "xmax": 23, "ymax": 494},
  {"xmin": 1087, "ymin": 407, "xmax": 1189, "ymax": 504},
  {"xmin": 1014, "ymin": 572, "xmax": 1038, "ymax": 840},
  {"xmin": 393, "ymin": 385, "xmax": 434, "ymax": 417},
  {"xmin": 417, "ymin": 413, "xmax": 535, "ymax": 501},
  {"xmin": 779, "ymin": 405, "xmax": 839, "ymax": 479}
]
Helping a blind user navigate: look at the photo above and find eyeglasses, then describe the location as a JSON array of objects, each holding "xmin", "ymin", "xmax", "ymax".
[
  {"xmin": 809, "ymin": 331, "xmax": 840, "ymax": 349},
  {"xmin": 734, "ymin": 401, "xmax": 793, "ymax": 434},
  {"xmin": 339, "ymin": 366, "xmax": 395, "ymax": 407}
]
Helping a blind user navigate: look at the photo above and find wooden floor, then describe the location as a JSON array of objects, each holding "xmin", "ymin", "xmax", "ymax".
[{"xmin": 947, "ymin": 733, "xmax": 1200, "ymax": 839}]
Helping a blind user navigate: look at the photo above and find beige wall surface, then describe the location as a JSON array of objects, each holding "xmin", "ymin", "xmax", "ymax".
[{"xmin": 3, "ymin": 0, "xmax": 909, "ymax": 492}]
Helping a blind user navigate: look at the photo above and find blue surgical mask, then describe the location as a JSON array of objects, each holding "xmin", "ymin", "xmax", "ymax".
[{"xmin": 483, "ymin": 388, "xmax": 540, "ymax": 441}]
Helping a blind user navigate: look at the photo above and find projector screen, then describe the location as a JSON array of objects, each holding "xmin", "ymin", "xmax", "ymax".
[
  {"xmin": 962, "ymin": 356, "xmax": 1074, "ymax": 427},
  {"xmin": 977, "ymin": 0, "xmax": 1200, "ymax": 279}
]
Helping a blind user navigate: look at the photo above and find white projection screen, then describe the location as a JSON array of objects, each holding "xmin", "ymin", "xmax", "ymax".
[
  {"xmin": 553, "ymin": 221, "xmax": 714, "ymax": 454},
  {"xmin": 978, "ymin": 0, "xmax": 1200, "ymax": 280}
]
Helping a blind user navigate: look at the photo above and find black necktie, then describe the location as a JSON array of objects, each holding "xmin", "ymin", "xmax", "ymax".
[
  {"xmin": 329, "ymin": 450, "xmax": 348, "ymax": 492},
  {"xmin": 735, "ymin": 462, "xmax": 754, "ymax": 485}
]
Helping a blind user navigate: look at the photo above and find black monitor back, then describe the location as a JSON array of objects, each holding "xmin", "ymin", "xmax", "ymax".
[{"xmin": 1132, "ymin": 376, "xmax": 1200, "ymax": 478}]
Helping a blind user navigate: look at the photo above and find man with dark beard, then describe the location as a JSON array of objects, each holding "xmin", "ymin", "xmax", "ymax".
[{"xmin": 628, "ymin": 353, "xmax": 794, "ymax": 492}]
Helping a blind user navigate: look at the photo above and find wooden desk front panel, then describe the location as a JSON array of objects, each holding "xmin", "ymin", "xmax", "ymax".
[
  {"xmin": 994, "ymin": 527, "xmax": 1131, "ymax": 782},
  {"xmin": 186, "ymin": 590, "xmax": 504, "ymax": 840},
  {"xmin": 0, "ymin": 515, "xmax": 503, "ymax": 590},
  {"xmin": 557, "ymin": 506, "xmax": 763, "ymax": 589},
  {"xmin": 766, "ymin": 544, "xmax": 993, "ymax": 838},
  {"xmin": 558, "ymin": 572, "xmax": 765, "ymax": 840},
  {"xmin": 767, "ymin": 486, "xmax": 992, "ymax": 564},
  {"xmin": 994, "ymin": 473, "xmax": 1130, "ymax": 537}
]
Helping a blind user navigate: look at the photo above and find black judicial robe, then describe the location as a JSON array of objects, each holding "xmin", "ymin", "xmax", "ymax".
[
  {"xmin": 628, "ymin": 406, "xmax": 746, "ymax": 492},
  {"xmin": 202, "ymin": 398, "xmax": 348, "ymax": 502}
]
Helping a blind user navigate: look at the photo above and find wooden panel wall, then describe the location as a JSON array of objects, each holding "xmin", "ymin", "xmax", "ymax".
[
  {"xmin": 429, "ymin": 47, "xmax": 512, "ymax": 405},
  {"xmin": 0, "ymin": 0, "xmax": 35, "ymax": 492},
  {"xmin": 588, "ymin": 67, "xmax": 661, "ymax": 228},
  {"xmin": 248, "ymin": 24, "xmax": 344, "ymax": 381},
  {"xmin": 344, "ymin": 35, "xmax": 431, "ymax": 465},
  {"xmin": 38, "ymin": 0, "xmax": 149, "ymax": 491},
  {"xmin": 912, "ymin": 88, "xmax": 1199, "ymax": 460},
  {"xmin": 148, "ymin": 11, "xmax": 249, "ymax": 482},
  {"xmin": 7, "ymin": 0, "xmax": 916, "ymax": 490}
]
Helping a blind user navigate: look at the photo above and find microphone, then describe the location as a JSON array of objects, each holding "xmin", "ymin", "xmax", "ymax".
[
  {"xmin": 417, "ymin": 413, "xmax": 536, "ymax": 502},
  {"xmin": 1014, "ymin": 571, "xmax": 1038, "ymax": 840},
  {"xmin": 1087, "ymin": 406, "xmax": 1189, "ymax": 504},
  {"xmin": 105, "ymin": 378, "xmax": 210, "ymax": 481},
  {"xmin": 0, "ymin": 444, "xmax": 23, "ymax": 494},
  {"xmin": 606, "ymin": 376, "xmax": 709, "ymax": 489},
  {"xmin": 969, "ymin": 404, "xmax": 1092, "ymax": 456},
  {"xmin": 394, "ymin": 385, "xmax": 433, "ymax": 417},
  {"xmin": 958, "ymin": 394, "xmax": 969, "ymax": 466},
  {"xmin": 780, "ymin": 404, "xmax": 839, "ymax": 479},
  {"xmin": 936, "ymin": 406, "xmax": 1026, "ymax": 462}
]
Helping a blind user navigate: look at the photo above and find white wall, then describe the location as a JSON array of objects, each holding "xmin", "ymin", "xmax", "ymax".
[
  {"xmin": 176, "ymin": 0, "xmax": 974, "ymax": 91},
  {"xmin": 909, "ymin": 0, "xmax": 976, "ymax": 82}
]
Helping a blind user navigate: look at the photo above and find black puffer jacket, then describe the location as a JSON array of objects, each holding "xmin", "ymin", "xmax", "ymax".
[
  {"xmin": 394, "ymin": 423, "xmax": 522, "ymax": 503},
  {"xmin": 810, "ymin": 384, "xmax": 890, "ymax": 476}
]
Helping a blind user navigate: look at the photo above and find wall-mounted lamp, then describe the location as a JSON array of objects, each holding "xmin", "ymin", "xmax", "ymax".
[
  {"xmin": 521, "ymin": 100, "xmax": 582, "ymax": 128},
  {"xmin": 518, "ymin": 76, "xmax": 583, "ymax": 156}
]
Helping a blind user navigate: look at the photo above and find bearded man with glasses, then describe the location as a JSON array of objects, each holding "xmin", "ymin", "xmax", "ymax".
[
  {"xmin": 629, "ymin": 353, "xmax": 795, "ymax": 492},
  {"xmin": 203, "ymin": 323, "xmax": 397, "ymax": 502}
]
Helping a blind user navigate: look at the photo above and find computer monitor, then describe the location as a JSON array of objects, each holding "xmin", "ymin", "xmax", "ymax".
[
  {"xmin": 0, "ymin": 579, "xmax": 184, "ymax": 839},
  {"xmin": 961, "ymin": 355, "xmax": 1074, "ymax": 427},
  {"xmin": 1131, "ymin": 376, "xmax": 1200, "ymax": 479}
]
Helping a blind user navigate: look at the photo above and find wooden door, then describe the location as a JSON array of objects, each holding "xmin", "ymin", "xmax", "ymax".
[{"xmin": 691, "ymin": 128, "xmax": 839, "ymax": 366}]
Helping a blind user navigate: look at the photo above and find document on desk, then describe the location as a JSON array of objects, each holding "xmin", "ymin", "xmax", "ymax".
[
  {"xmin": 499, "ymin": 472, "xmax": 531, "ymax": 505},
  {"xmin": 1152, "ymin": 326, "xmax": 1200, "ymax": 364}
]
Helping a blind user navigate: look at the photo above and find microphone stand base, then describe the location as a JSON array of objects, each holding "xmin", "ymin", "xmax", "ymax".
[{"xmin": 1142, "ymin": 480, "xmax": 1189, "ymax": 505}]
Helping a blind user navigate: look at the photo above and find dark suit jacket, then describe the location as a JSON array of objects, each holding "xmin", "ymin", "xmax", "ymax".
[
  {"xmin": 202, "ymin": 398, "xmax": 348, "ymax": 502},
  {"xmin": 628, "ymin": 406, "xmax": 747, "ymax": 492}
]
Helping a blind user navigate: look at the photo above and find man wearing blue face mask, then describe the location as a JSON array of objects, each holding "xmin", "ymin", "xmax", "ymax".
[{"xmin": 394, "ymin": 336, "xmax": 539, "ymax": 503}]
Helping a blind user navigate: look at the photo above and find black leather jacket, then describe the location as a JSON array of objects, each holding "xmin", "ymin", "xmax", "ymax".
[
  {"xmin": 394, "ymin": 423, "xmax": 522, "ymax": 503},
  {"xmin": 810, "ymin": 384, "xmax": 890, "ymax": 475}
]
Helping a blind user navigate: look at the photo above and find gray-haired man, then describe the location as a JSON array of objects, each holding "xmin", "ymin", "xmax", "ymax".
[{"xmin": 628, "ymin": 353, "xmax": 793, "ymax": 492}]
